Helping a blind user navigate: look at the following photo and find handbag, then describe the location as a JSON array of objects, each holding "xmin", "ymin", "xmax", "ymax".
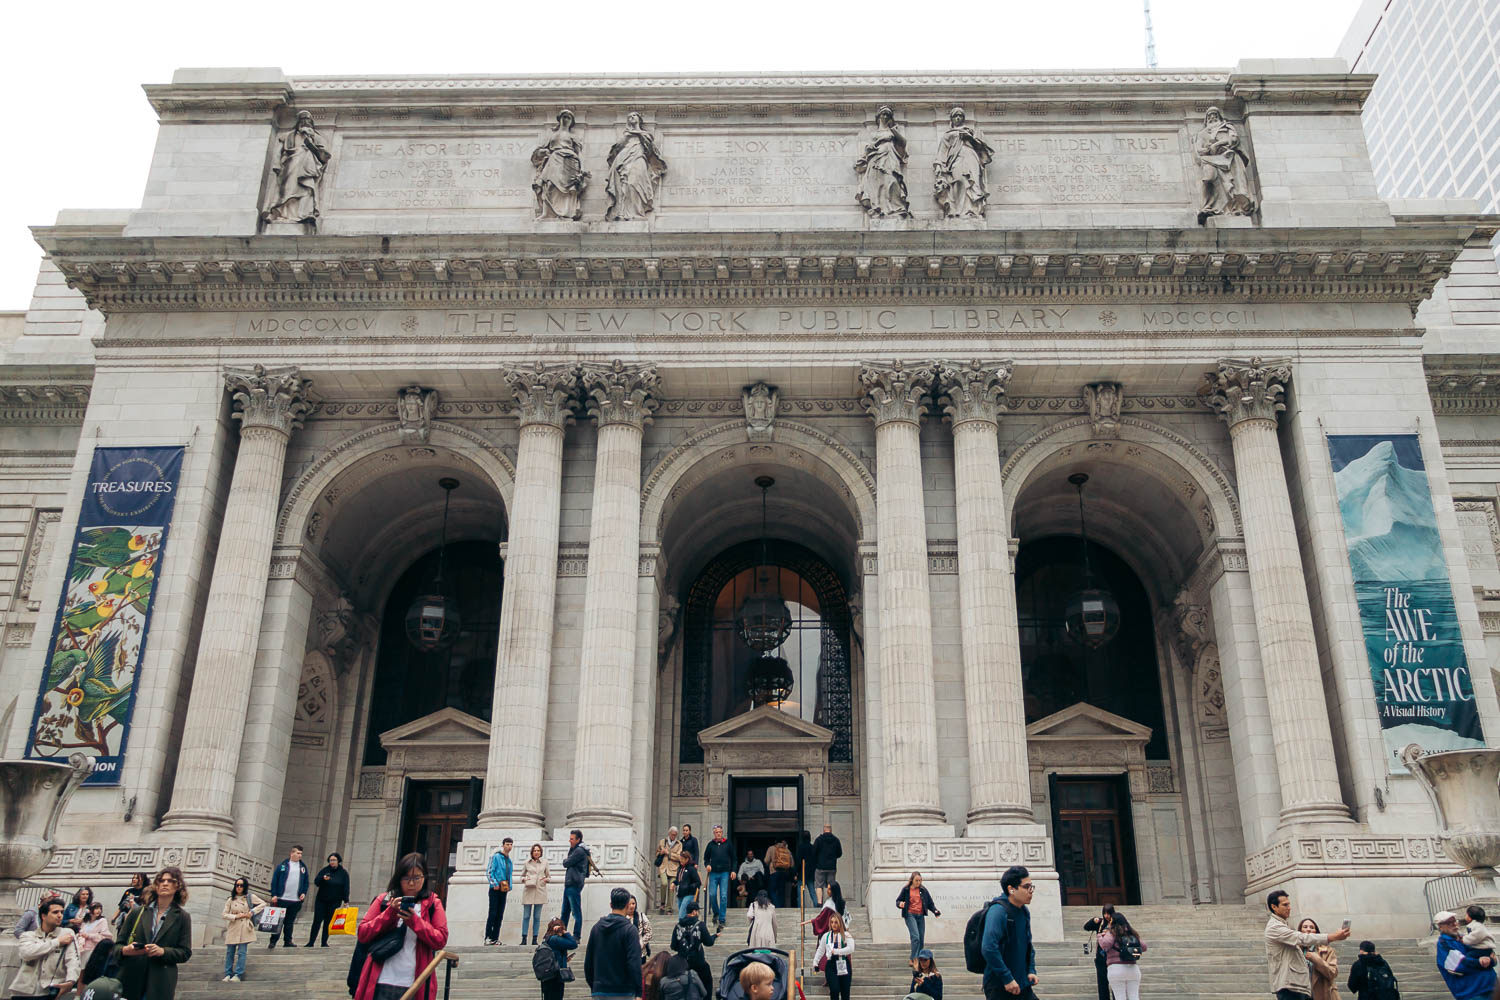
[
  {"xmin": 558, "ymin": 965, "xmax": 575, "ymax": 983},
  {"xmin": 256, "ymin": 906, "xmax": 287, "ymax": 932},
  {"xmin": 329, "ymin": 906, "xmax": 358, "ymax": 936},
  {"xmin": 367, "ymin": 897, "xmax": 414, "ymax": 962}
]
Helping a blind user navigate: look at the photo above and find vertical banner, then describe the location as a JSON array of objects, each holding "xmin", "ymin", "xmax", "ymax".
[
  {"xmin": 1327, "ymin": 434, "xmax": 1485, "ymax": 771},
  {"xmin": 25, "ymin": 447, "xmax": 184, "ymax": 785}
]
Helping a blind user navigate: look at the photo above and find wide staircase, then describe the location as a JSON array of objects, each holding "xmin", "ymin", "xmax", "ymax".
[{"xmin": 173, "ymin": 903, "xmax": 1454, "ymax": 1000}]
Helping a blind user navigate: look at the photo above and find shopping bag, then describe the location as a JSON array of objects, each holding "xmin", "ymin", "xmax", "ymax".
[
  {"xmin": 256, "ymin": 906, "xmax": 287, "ymax": 932},
  {"xmin": 329, "ymin": 906, "xmax": 358, "ymax": 936}
]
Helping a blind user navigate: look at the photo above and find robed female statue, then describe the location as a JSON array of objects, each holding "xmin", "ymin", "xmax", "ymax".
[
  {"xmin": 854, "ymin": 106, "xmax": 911, "ymax": 219},
  {"xmin": 933, "ymin": 107, "xmax": 994, "ymax": 219},
  {"xmin": 261, "ymin": 111, "xmax": 331, "ymax": 228},
  {"xmin": 531, "ymin": 109, "xmax": 590, "ymax": 221},
  {"xmin": 605, "ymin": 112, "xmax": 668, "ymax": 221}
]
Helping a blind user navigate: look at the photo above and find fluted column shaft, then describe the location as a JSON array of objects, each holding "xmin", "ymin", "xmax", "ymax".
[
  {"xmin": 937, "ymin": 361, "xmax": 1033, "ymax": 826},
  {"xmin": 568, "ymin": 362, "xmax": 659, "ymax": 828},
  {"xmin": 479, "ymin": 365, "xmax": 575, "ymax": 828},
  {"xmin": 861, "ymin": 362, "xmax": 946, "ymax": 827},
  {"xmin": 1204, "ymin": 359, "xmax": 1347, "ymax": 825},
  {"xmin": 162, "ymin": 365, "xmax": 309, "ymax": 832}
]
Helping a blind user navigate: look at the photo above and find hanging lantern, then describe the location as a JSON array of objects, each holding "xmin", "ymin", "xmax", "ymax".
[
  {"xmin": 405, "ymin": 477, "xmax": 463, "ymax": 651},
  {"xmin": 1063, "ymin": 473, "xmax": 1121, "ymax": 649},
  {"xmin": 735, "ymin": 476, "xmax": 793, "ymax": 653},
  {"xmin": 746, "ymin": 654, "xmax": 795, "ymax": 706}
]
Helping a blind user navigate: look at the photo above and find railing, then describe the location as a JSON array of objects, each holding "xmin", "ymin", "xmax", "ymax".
[
  {"xmin": 399, "ymin": 949, "xmax": 459, "ymax": 1000},
  {"xmin": 1423, "ymin": 873, "xmax": 1477, "ymax": 929}
]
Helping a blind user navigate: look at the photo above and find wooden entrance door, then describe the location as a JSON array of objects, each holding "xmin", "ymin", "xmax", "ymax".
[
  {"xmin": 1054, "ymin": 778, "xmax": 1127, "ymax": 906},
  {"xmin": 400, "ymin": 782, "xmax": 477, "ymax": 904}
]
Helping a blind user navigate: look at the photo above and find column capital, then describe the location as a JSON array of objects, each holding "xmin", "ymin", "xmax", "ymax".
[
  {"xmin": 935, "ymin": 360, "xmax": 1012, "ymax": 427},
  {"xmin": 860, "ymin": 360, "xmax": 935, "ymax": 427},
  {"xmin": 503, "ymin": 362, "xmax": 579, "ymax": 429},
  {"xmin": 579, "ymin": 360, "xmax": 661, "ymax": 429},
  {"xmin": 224, "ymin": 364, "xmax": 311, "ymax": 435},
  {"xmin": 1202, "ymin": 357, "xmax": 1291, "ymax": 428}
]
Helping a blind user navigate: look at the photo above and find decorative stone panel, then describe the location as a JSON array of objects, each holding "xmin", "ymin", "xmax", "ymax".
[{"xmin": 1244, "ymin": 834, "xmax": 1449, "ymax": 889}]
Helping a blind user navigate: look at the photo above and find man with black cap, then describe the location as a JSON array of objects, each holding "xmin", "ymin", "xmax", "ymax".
[
  {"xmin": 1347, "ymin": 940, "xmax": 1399, "ymax": 1000},
  {"xmin": 670, "ymin": 899, "xmax": 718, "ymax": 996}
]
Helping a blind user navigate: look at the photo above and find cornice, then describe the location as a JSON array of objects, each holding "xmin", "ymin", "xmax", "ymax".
[
  {"xmin": 0, "ymin": 384, "xmax": 92, "ymax": 424},
  {"xmin": 32, "ymin": 226, "xmax": 1476, "ymax": 315},
  {"xmin": 1425, "ymin": 366, "xmax": 1500, "ymax": 414},
  {"xmin": 143, "ymin": 81, "xmax": 292, "ymax": 118}
]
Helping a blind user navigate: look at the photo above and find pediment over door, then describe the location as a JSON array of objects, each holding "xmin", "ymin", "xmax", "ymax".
[
  {"xmin": 1026, "ymin": 702, "xmax": 1153, "ymax": 743},
  {"xmin": 696, "ymin": 706, "xmax": 834, "ymax": 803},
  {"xmin": 1025, "ymin": 701, "xmax": 1152, "ymax": 775},
  {"xmin": 380, "ymin": 706, "xmax": 491, "ymax": 753},
  {"xmin": 698, "ymin": 704, "xmax": 836, "ymax": 747}
]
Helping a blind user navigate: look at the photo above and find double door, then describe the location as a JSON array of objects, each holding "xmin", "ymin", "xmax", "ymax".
[
  {"xmin": 399, "ymin": 780, "xmax": 480, "ymax": 904},
  {"xmin": 1053, "ymin": 778, "xmax": 1128, "ymax": 907}
]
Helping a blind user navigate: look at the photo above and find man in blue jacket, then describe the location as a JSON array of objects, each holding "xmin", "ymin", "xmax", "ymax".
[
  {"xmin": 585, "ymin": 888, "xmax": 643, "ymax": 1000},
  {"xmin": 981, "ymin": 866, "xmax": 1038, "ymax": 1000},
  {"xmin": 562, "ymin": 829, "xmax": 594, "ymax": 938},
  {"xmin": 1435, "ymin": 911, "xmax": 1496, "ymax": 1000},
  {"xmin": 485, "ymin": 837, "xmax": 514, "ymax": 946},
  {"xmin": 268, "ymin": 845, "xmax": 309, "ymax": 948}
]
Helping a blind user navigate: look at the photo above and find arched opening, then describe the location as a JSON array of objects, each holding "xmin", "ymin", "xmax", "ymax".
[
  {"xmin": 362, "ymin": 540, "xmax": 503, "ymax": 766},
  {"xmin": 1017, "ymin": 535, "xmax": 1169, "ymax": 759},
  {"xmin": 681, "ymin": 539, "xmax": 854, "ymax": 763}
]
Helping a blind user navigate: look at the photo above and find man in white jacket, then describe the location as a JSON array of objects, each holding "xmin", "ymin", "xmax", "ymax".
[{"xmin": 8, "ymin": 898, "xmax": 81, "ymax": 1000}]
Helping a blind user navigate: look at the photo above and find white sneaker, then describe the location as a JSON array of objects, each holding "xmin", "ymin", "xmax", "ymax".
[
  {"xmin": 231, "ymin": 975, "xmax": 242, "ymax": 982},
  {"xmin": 222, "ymin": 976, "xmax": 232, "ymax": 982}
]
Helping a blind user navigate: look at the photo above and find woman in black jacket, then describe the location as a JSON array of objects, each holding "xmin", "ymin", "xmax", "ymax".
[
  {"xmin": 1082, "ymin": 906, "xmax": 1116, "ymax": 1000},
  {"xmin": 675, "ymin": 862, "xmax": 702, "ymax": 922},
  {"xmin": 307, "ymin": 852, "xmax": 351, "ymax": 947},
  {"xmin": 895, "ymin": 872, "xmax": 940, "ymax": 967},
  {"xmin": 115, "ymin": 866, "xmax": 192, "ymax": 1000}
]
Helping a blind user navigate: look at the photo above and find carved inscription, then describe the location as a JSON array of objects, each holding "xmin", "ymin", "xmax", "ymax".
[
  {"xmin": 331, "ymin": 137, "xmax": 532, "ymax": 210},
  {"xmin": 990, "ymin": 132, "xmax": 1184, "ymax": 206},
  {"xmin": 661, "ymin": 137, "xmax": 854, "ymax": 207}
]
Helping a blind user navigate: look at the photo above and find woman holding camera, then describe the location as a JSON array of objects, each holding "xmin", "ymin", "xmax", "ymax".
[
  {"xmin": 354, "ymin": 853, "xmax": 450, "ymax": 1000},
  {"xmin": 1082, "ymin": 905, "xmax": 1115, "ymax": 1000}
]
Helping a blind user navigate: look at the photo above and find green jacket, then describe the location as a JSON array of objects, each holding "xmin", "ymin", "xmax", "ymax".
[{"xmin": 115, "ymin": 903, "xmax": 192, "ymax": 1000}]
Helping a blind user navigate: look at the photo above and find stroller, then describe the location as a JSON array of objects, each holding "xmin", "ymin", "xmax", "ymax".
[{"xmin": 717, "ymin": 948, "xmax": 792, "ymax": 1000}]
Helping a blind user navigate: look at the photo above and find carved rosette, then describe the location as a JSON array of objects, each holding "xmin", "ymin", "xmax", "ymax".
[
  {"xmin": 859, "ymin": 361, "xmax": 935, "ymax": 427},
  {"xmin": 935, "ymin": 359, "xmax": 1012, "ymax": 427},
  {"xmin": 224, "ymin": 364, "xmax": 311, "ymax": 435},
  {"xmin": 1084, "ymin": 381, "xmax": 1123, "ymax": 438},
  {"xmin": 1202, "ymin": 358, "xmax": 1291, "ymax": 429},
  {"xmin": 503, "ymin": 362, "xmax": 579, "ymax": 429},
  {"xmin": 579, "ymin": 360, "xmax": 661, "ymax": 429}
]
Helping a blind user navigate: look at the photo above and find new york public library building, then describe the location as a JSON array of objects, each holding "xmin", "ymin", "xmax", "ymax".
[{"xmin": 4, "ymin": 60, "xmax": 1500, "ymax": 948}]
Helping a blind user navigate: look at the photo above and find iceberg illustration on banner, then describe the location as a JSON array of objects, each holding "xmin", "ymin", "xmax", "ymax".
[{"xmin": 1333, "ymin": 439, "xmax": 1445, "ymax": 583}]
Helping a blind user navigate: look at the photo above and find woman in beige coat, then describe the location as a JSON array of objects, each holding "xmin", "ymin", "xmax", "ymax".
[
  {"xmin": 222, "ymin": 876, "xmax": 266, "ymax": 982},
  {"xmin": 520, "ymin": 843, "xmax": 551, "ymax": 946},
  {"xmin": 1299, "ymin": 918, "xmax": 1341, "ymax": 1000}
]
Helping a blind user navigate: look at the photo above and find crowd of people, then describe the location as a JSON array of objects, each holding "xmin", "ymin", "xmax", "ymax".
[{"xmin": 12, "ymin": 835, "xmax": 1500, "ymax": 1000}]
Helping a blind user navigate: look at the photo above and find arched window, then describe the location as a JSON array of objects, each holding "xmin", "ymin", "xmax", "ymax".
[
  {"xmin": 681, "ymin": 540, "xmax": 853, "ymax": 763},
  {"xmin": 1015, "ymin": 536, "xmax": 1168, "ymax": 759},
  {"xmin": 362, "ymin": 540, "xmax": 503, "ymax": 765}
]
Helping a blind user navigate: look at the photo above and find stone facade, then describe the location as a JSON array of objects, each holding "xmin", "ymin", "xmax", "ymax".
[{"xmin": 1, "ymin": 61, "xmax": 1498, "ymax": 948}]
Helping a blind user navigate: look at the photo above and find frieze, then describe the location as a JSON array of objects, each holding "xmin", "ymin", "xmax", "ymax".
[
  {"xmin": 42, "ymin": 843, "xmax": 273, "ymax": 887},
  {"xmin": 874, "ymin": 836, "xmax": 1051, "ymax": 869},
  {"xmin": 0, "ymin": 385, "xmax": 91, "ymax": 423},
  {"xmin": 559, "ymin": 542, "xmax": 590, "ymax": 577},
  {"xmin": 1244, "ymin": 834, "xmax": 1448, "ymax": 887}
]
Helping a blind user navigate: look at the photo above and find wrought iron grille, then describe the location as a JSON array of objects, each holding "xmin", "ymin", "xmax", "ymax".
[{"xmin": 680, "ymin": 539, "xmax": 854, "ymax": 764}]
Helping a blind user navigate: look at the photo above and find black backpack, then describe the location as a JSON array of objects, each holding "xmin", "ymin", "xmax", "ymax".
[
  {"xmin": 532, "ymin": 944, "xmax": 559, "ymax": 981},
  {"xmin": 1365, "ymin": 961, "xmax": 1399, "ymax": 1000},
  {"xmin": 964, "ymin": 898, "xmax": 1004, "ymax": 974},
  {"xmin": 676, "ymin": 920, "xmax": 703, "ymax": 954},
  {"xmin": 1115, "ymin": 931, "xmax": 1143, "ymax": 963}
]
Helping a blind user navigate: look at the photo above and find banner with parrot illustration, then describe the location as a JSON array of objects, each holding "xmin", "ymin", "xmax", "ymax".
[{"xmin": 25, "ymin": 447, "xmax": 183, "ymax": 785}]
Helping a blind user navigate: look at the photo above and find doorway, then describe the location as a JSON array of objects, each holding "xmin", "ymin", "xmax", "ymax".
[
  {"xmin": 728, "ymin": 777, "xmax": 802, "ymax": 907},
  {"xmin": 399, "ymin": 780, "xmax": 481, "ymax": 904},
  {"xmin": 1051, "ymin": 776, "xmax": 1137, "ymax": 906}
]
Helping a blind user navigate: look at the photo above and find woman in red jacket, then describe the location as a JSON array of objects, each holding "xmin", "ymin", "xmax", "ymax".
[{"xmin": 354, "ymin": 852, "xmax": 450, "ymax": 1000}]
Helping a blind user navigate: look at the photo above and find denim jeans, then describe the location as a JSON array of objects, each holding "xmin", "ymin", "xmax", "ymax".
[
  {"xmin": 561, "ymin": 884, "xmax": 583, "ymax": 937},
  {"xmin": 904, "ymin": 912, "xmax": 926, "ymax": 960},
  {"xmin": 224, "ymin": 942, "xmax": 247, "ymax": 978},
  {"xmin": 707, "ymin": 872, "xmax": 730, "ymax": 924},
  {"xmin": 677, "ymin": 894, "xmax": 693, "ymax": 920},
  {"xmin": 523, "ymin": 902, "xmax": 543, "ymax": 940}
]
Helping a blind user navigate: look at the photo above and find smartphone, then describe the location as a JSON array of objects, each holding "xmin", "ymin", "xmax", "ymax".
[
  {"xmin": 1341, "ymin": 919, "xmax": 1351, "ymax": 931},
  {"xmin": 400, "ymin": 896, "xmax": 417, "ymax": 909}
]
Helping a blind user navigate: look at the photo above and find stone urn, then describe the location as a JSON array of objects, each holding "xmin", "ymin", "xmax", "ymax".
[
  {"xmin": 1400, "ymin": 743, "xmax": 1500, "ymax": 903},
  {"xmin": 0, "ymin": 754, "xmax": 91, "ymax": 928}
]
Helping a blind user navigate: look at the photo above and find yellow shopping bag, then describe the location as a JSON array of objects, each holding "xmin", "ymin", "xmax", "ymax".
[{"xmin": 328, "ymin": 906, "xmax": 359, "ymax": 936}]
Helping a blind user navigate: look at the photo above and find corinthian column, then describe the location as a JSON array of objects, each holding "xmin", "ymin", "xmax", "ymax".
[
  {"xmin": 1203, "ymin": 358, "xmax": 1347, "ymax": 825},
  {"xmin": 478, "ymin": 363, "xmax": 576, "ymax": 830},
  {"xmin": 568, "ymin": 361, "xmax": 660, "ymax": 828},
  {"xmin": 161, "ymin": 365, "xmax": 310, "ymax": 833},
  {"xmin": 860, "ymin": 362, "xmax": 947, "ymax": 828},
  {"xmin": 935, "ymin": 361, "xmax": 1033, "ymax": 828}
]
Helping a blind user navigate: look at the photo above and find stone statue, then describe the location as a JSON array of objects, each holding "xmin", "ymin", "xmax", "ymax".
[
  {"xmin": 605, "ymin": 112, "xmax": 668, "ymax": 221},
  {"xmin": 397, "ymin": 385, "xmax": 437, "ymax": 444},
  {"xmin": 1084, "ymin": 381, "xmax": 1122, "ymax": 438},
  {"xmin": 854, "ymin": 106, "xmax": 910, "ymax": 219},
  {"xmin": 261, "ymin": 111, "xmax": 331, "ymax": 229},
  {"xmin": 933, "ymin": 107, "xmax": 993, "ymax": 219},
  {"xmin": 317, "ymin": 592, "xmax": 356, "ymax": 658},
  {"xmin": 531, "ymin": 109, "xmax": 590, "ymax": 221},
  {"xmin": 658, "ymin": 594, "xmax": 681, "ymax": 663},
  {"xmin": 742, "ymin": 381, "xmax": 778, "ymax": 440},
  {"xmin": 1194, "ymin": 107, "xmax": 1257, "ymax": 221}
]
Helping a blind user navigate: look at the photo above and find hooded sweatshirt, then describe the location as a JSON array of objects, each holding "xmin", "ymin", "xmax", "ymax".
[
  {"xmin": 585, "ymin": 912, "xmax": 642, "ymax": 997},
  {"xmin": 1346, "ymin": 952, "xmax": 1396, "ymax": 1000}
]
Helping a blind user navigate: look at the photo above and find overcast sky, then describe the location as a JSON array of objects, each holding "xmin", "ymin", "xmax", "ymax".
[{"xmin": 3, "ymin": 0, "xmax": 1362, "ymax": 310}]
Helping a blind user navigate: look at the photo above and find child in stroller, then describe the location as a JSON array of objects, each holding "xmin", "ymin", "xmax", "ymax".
[{"xmin": 718, "ymin": 948, "xmax": 791, "ymax": 1000}]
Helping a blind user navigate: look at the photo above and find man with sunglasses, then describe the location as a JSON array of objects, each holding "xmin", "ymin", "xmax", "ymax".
[{"xmin": 980, "ymin": 866, "xmax": 1038, "ymax": 1000}]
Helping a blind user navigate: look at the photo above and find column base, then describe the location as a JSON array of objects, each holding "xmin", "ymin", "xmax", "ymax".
[
  {"xmin": 1278, "ymin": 802, "xmax": 1354, "ymax": 825},
  {"xmin": 867, "ymin": 826, "xmax": 1062, "ymax": 945},
  {"xmin": 445, "ymin": 826, "xmax": 652, "ymax": 947},
  {"xmin": 1244, "ymin": 827, "xmax": 1457, "ymax": 938},
  {"xmin": 878, "ymin": 805, "xmax": 951, "ymax": 828},
  {"xmin": 157, "ymin": 809, "xmax": 237, "ymax": 836},
  {"xmin": 475, "ymin": 808, "xmax": 547, "ymax": 831}
]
